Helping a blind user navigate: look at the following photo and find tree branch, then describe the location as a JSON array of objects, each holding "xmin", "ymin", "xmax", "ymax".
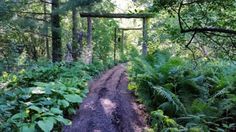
[
  {"xmin": 178, "ymin": 0, "xmax": 184, "ymax": 31},
  {"xmin": 181, "ymin": 27, "xmax": 236, "ymax": 35},
  {"xmin": 185, "ymin": 32, "xmax": 196, "ymax": 48}
]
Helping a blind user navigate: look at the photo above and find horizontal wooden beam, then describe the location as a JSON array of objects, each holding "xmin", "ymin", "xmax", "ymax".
[
  {"xmin": 80, "ymin": 12, "xmax": 154, "ymax": 18},
  {"xmin": 119, "ymin": 28, "xmax": 142, "ymax": 31}
]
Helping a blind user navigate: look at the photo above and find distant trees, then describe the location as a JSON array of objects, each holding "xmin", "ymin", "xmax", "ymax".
[
  {"xmin": 0, "ymin": 0, "xmax": 51, "ymax": 67},
  {"xmin": 51, "ymin": 0, "xmax": 102, "ymax": 62},
  {"xmin": 0, "ymin": 0, "xmax": 116, "ymax": 70},
  {"xmin": 0, "ymin": 0, "xmax": 103, "ymax": 63}
]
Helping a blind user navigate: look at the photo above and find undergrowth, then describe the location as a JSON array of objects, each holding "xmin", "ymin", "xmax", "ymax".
[
  {"xmin": 128, "ymin": 50, "xmax": 236, "ymax": 132},
  {"xmin": 0, "ymin": 60, "xmax": 111, "ymax": 132}
]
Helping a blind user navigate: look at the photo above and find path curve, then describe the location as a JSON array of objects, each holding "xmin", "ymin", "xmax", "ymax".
[{"xmin": 63, "ymin": 64, "xmax": 147, "ymax": 132}]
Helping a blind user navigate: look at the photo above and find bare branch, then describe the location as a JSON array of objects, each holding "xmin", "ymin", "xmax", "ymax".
[
  {"xmin": 178, "ymin": 0, "xmax": 184, "ymax": 31},
  {"xmin": 185, "ymin": 32, "xmax": 196, "ymax": 48}
]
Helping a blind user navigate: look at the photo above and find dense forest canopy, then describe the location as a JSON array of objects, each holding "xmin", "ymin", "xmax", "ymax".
[
  {"xmin": 0, "ymin": 0, "xmax": 236, "ymax": 131},
  {"xmin": 151, "ymin": 0, "xmax": 236, "ymax": 59}
]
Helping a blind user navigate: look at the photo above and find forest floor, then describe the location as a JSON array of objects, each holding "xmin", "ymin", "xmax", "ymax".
[{"xmin": 63, "ymin": 64, "xmax": 148, "ymax": 132}]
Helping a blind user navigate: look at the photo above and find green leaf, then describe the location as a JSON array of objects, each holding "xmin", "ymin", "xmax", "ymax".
[
  {"xmin": 20, "ymin": 123, "xmax": 35, "ymax": 132},
  {"xmin": 31, "ymin": 113, "xmax": 41, "ymax": 121},
  {"xmin": 31, "ymin": 87, "xmax": 45, "ymax": 94},
  {"xmin": 37, "ymin": 118, "xmax": 54, "ymax": 132},
  {"xmin": 50, "ymin": 108, "xmax": 62, "ymax": 115},
  {"xmin": 10, "ymin": 112, "xmax": 27, "ymax": 120},
  {"xmin": 55, "ymin": 116, "xmax": 72, "ymax": 125},
  {"xmin": 68, "ymin": 108, "xmax": 76, "ymax": 115},
  {"xmin": 41, "ymin": 112, "xmax": 54, "ymax": 116},
  {"xmin": 28, "ymin": 106, "xmax": 42, "ymax": 113},
  {"xmin": 64, "ymin": 94, "xmax": 83, "ymax": 103},
  {"xmin": 58, "ymin": 100, "xmax": 69, "ymax": 108}
]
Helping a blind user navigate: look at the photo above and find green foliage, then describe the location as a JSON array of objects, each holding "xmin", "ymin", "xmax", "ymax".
[
  {"xmin": 128, "ymin": 50, "xmax": 236, "ymax": 131},
  {"xmin": 149, "ymin": 0, "xmax": 236, "ymax": 60},
  {"xmin": 0, "ymin": 61, "xmax": 108, "ymax": 131},
  {"xmin": 92, "ymin": 19, "xmax": 118, "ymax": 65},
  {"xmin": 150, "ymin": 109, "xmax": 181, "ymax": 131},
  {"xmin": 63, "ymin": 0, "xmax": 102, "ymax": 10}
]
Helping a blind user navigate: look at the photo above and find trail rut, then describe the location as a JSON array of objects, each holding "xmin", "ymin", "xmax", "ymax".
[{"xmin": 63, "ymin": 64, "xmax": 147, "ymax": 132}]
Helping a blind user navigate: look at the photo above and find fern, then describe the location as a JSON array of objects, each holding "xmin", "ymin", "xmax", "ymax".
[
  {"xmin": 129, "ymin": 50, "xmax": 236, "ymax": 131},
  {"xmin": 209, "ymin": 86, "xmax": 231, "ymax": 103},
  {"xmin": 148, "ymin": 82, "xmax": 187, "ymax": 115}
]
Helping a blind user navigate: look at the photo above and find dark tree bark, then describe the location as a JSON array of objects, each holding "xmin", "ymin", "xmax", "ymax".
[
  {"xmin": 32, "ymin": 45, "xmax": 38, "ymax": 61},
  {"xmin": 43, "ymin": 1, "xmax": 50, "ymax": 59},
  {"xmin": 30, "ymin": 35, "xmax": 38, "ymax": 61},
  {"xmin": 72, "ymin": 7, "xmax": 78, "ymax": 60},
  {"xmin": 181, "ymin": 27, "xmax": 236, "ymax": 35},
  {"xmin": 80, "ymin": 13, "xmax": 154, "ymax": 18},
  {"xmin": 51, "ymin": 0, "xmax": 62, "ymax": 62}
]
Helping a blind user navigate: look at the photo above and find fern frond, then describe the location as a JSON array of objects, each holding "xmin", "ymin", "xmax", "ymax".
[
  {"xmin": 148, "ymin": 82, "xmax": 187, "ymax": 115},
  {"xmin": 209, "ymin": 86, "xmax": 231, "ymax": 103}
]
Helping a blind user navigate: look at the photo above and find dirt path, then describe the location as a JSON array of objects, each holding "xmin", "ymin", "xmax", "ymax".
[{"xmin": 63, "ymin": 64, "xmax": 147, "ymax": 132}]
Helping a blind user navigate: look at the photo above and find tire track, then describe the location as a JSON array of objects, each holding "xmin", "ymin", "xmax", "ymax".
[{"xmin": 63, "ymin": 64, "xmax": 147, "ymax": 132}]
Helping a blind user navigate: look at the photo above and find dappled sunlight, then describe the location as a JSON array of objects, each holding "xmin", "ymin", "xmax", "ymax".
[
  {"xmin": 100, "ymin": 98, "xmax": 117, "ymax": 115},
  {"xmin": 93, "ymin": 129, "xmax": 102, "ymax": 132}
]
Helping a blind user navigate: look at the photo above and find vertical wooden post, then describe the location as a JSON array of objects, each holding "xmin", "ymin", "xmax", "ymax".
[
  {"xmin": 121, "ymin": 30, "xmax": 124, "ymax": 55},
  {"xmin": 142, "ymin": 17, "xmax": 148, "ymax": 55},
  {"xmin": 87, "ymin": 17, "xmax": 92, "ymax": 64},
  {"xmin": 114, "ymin": 27, "xmax": 117, "ymax": 63}
]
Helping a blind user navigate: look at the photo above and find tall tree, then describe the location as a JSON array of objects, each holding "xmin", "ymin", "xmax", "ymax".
[
  {"xmin": 43, "ymin": 0, "xmax": 50, "ymax": 59},
  {"xmin": 53, "ymin": 0, "xmax": 102, "ymax": 62},
  {"xmin": 72, "ymin": 7, "xmax": 79, "ymax": 60},
  {"xmin": 51, "ymin": 0, "xmax": 62, "ymax": 62}
]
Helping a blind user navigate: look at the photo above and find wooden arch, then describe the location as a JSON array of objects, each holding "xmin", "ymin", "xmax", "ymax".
[{"xmin": 80, "ymin": 12, "xmax": 154, "ymax": 62}]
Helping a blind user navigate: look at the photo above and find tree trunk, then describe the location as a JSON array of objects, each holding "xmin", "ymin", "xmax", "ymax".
[
  {"xmin": 43, "ymin": 1, "xmax": 50, "ymax": 59},
  {"xmin": 142, "ymin": 18, "xmax": 148, "ymax": 55},
  {"xmin": 51, "ymin": 0, "xmax": 62, "ymax": 62},
  {"xmin": 86, "ymin": 17, "xmax": 92, "ymax": 64},
  {"xmin": 72, "ymin": 7, "xmax": 78, "ymax": 61}
]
